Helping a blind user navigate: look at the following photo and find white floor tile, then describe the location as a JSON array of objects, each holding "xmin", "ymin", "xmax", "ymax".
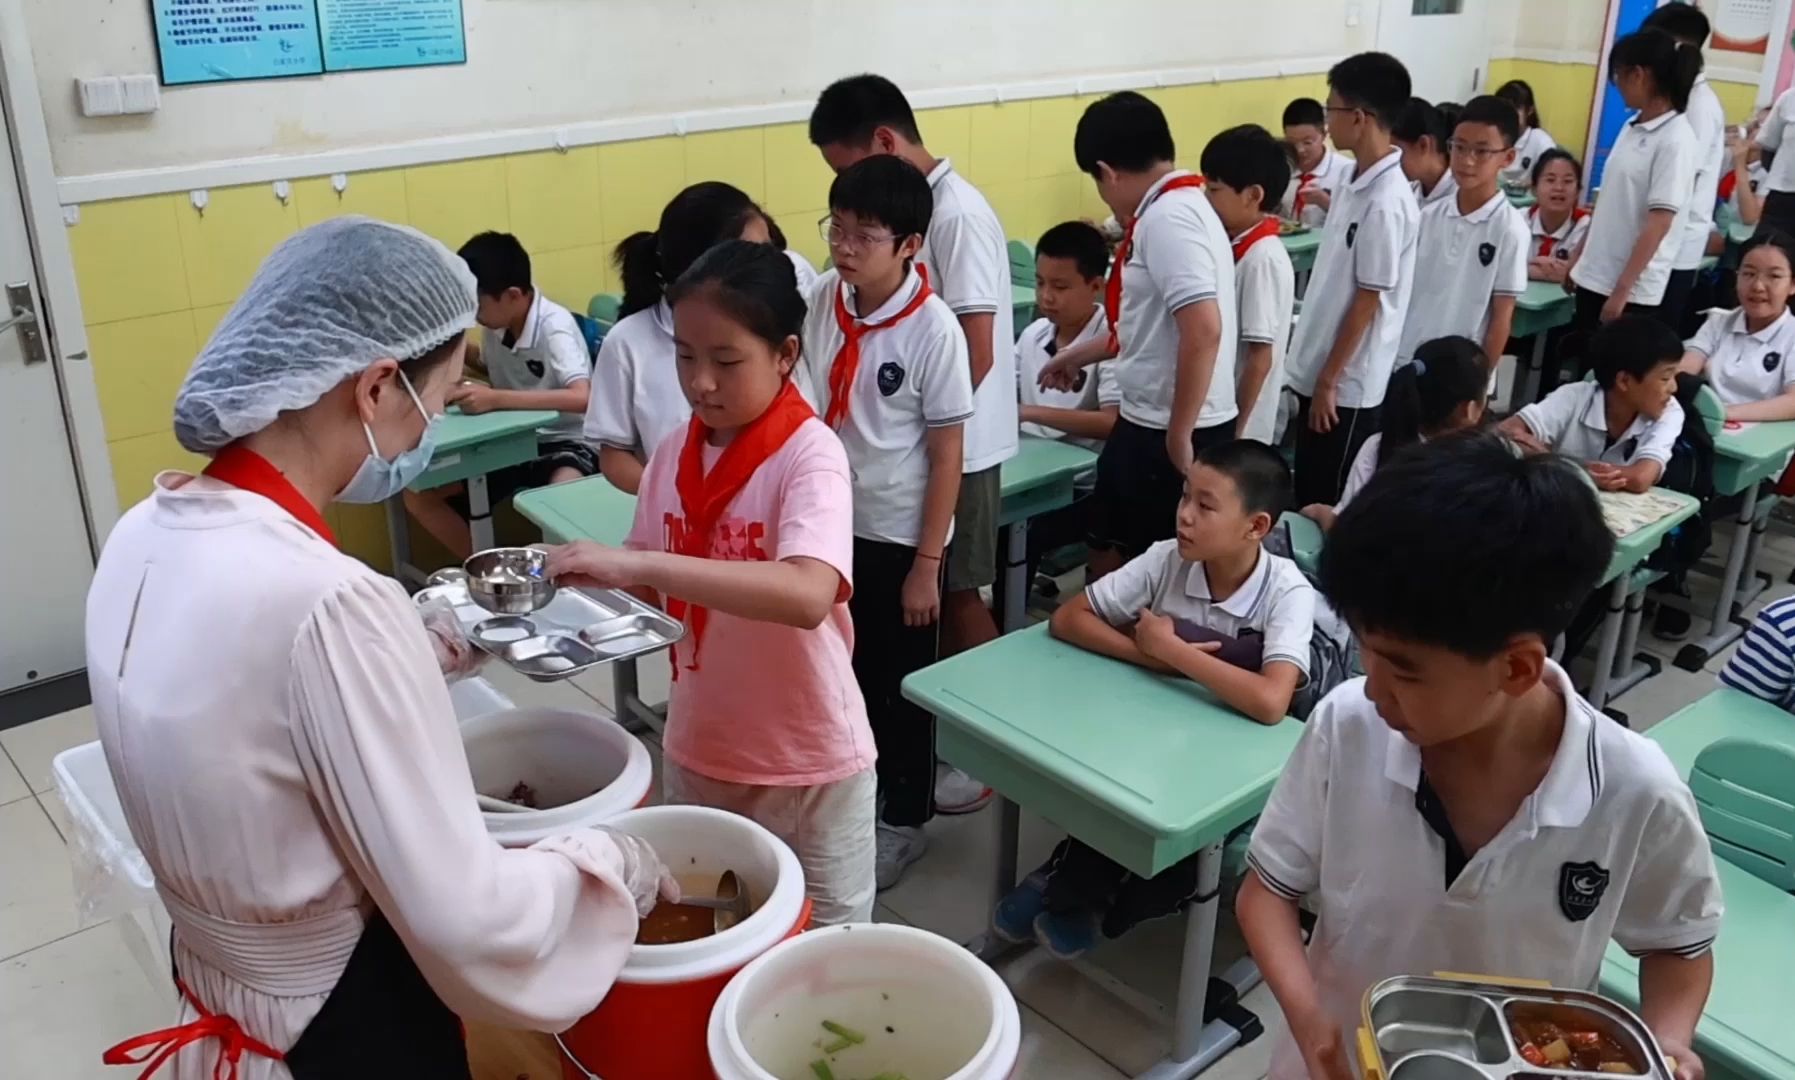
[
  {"xmin": 0, "ymin": 747, "xmax": 28, "ymax": 805},
  {"xmin": 876, "ymin": 807, "xmax": 1064, "ymax": 946},
  {"xmin": 1014, "ymin": 1002, "xmax": 1129, "ymax": 1078},
  {"xmin": 0, "ymin": 797, "xmax": 81, "ymax": 960},
  {"xmin": 0, "ymin": 922, "xmax": 174, "ymax": 1079},
  {"xmin": 1, "ymin": 706, "xmax": 97, "ymax": 794},
  {"xmin": 39, "ymin": 790, "xmax": 70, "ymax": 844}
]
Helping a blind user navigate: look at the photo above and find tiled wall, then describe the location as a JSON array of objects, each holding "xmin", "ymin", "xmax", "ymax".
[
  {"xmin": 66, "ymin": 77, "xmax": 1322, "ymax": 568},
  {"xmin": 1487, "ymin": 59, "xmax": 1762, "ymax": 165}
]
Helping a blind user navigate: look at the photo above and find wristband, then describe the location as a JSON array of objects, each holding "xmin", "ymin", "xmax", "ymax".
[{"xmin": 915, "ymin": 551, "xmax": 943, "ymax": 562}]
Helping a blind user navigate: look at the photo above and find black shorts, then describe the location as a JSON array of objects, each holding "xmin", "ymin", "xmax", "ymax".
[
  {"xmin": 1089, "ymin": 417, "xmax": 1233, "ymax": 559},
  {"xmin": 449, "ymin": 439, "xmax": 598, "ymax": 511}
]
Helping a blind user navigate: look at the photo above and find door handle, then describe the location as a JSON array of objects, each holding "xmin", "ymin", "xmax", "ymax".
[{"xmin": 3, "ymin": 281, "xmax": 46, "ymax": 364}]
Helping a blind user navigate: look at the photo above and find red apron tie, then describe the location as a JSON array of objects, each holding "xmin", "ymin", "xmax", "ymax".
[
  {"xmin": 103, "ymin": 980, "xmax": 285, "ymax": 1080},
  {"xmin": 825, "ymin": 266, "xmax": 934, "ymax": 430},
  {"xmin": 1105, "ymin": 173, "xmax": 1207, "ymax": 353},
  {"xmin": 1231, "ymin": 216, "xmax": 1284, "ymax": 263}
]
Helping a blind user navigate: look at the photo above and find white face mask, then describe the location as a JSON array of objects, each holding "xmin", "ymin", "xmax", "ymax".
[{"xmin": 335, "ymin": 370, "xmax": 440, "ymax": 504}]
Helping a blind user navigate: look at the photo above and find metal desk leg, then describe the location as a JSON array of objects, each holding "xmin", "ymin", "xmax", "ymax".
[
  {"xmin": 1736, "ymin": 506, "xmax": 1774, "ymax": 611},
  {"xmin": 965, "ymin": 796, "xmax": 1021, "ymax": 961},
  {"xmin": 1677, "ymin": 482, "xmax": 1760, "ymax": 670},
  {"xmin": 1604, "ymin": 588, "xmax": 1660, "ymax": 712},
  {"xmin": 609, "ymin": 656, "xmax": 665, "ymax": 736},
  {"xmin": 998, "ymin": 520, "xmax": 1030, "ymax": 634},
  {"xmin": 1140, "ymin": 843, "xmax": 1257, "ymax": 1080},
  {"xmin": 467, "ymin": 473, "xmax": 495, "ymax": 553},
  {"xmin": 1585, "ymin": 574, "xmax": 1628, "ymax": 709}
]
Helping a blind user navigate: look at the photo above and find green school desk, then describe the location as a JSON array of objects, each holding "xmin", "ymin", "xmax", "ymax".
[
  {"xmin": 386, "ymin": 408, "xmax": 560, "ymax": 584},
  {"xmin": 1507, "ymin": 281, "xmax": 1576, "ymax": 410},
  {"xmin": 1675, "ymin": 420, "xmax": 1795, "ymax": 671},
  {"xmin": 1643, "ymin": 687, "xmax": 1795, "ymax": 779},
  {"xmin": 1281, "ymin": 229, "xmax": 1322, "ymax": 275},
  {"xmin": 1506, "ymin": 190, "xmax": 1537, "ymax": 209},
  {"xmin": 902, "ymin": 624, "xmax": 1303, "ymax": 1079},
  {"xmin": 994, "ymin": 435, "xmax": 1098, "ymax": 631}
]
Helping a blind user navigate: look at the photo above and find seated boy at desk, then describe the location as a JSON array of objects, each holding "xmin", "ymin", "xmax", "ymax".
[
  {"xmin": 1720, "ymin": 593, "xmax": 1795, "ymax": 709},
  {"xmin": 1240, "ymin": 434, "xmax": 1721, "ymax": 1080},
  {"xmin": 1498, "ymin": 315, "xmax": 1684, "ymax": 494},
  {"xmin": 992, "ymin": 440, "xmax": 1314, "ymax": 958},
  {"xmin": 404, "ymin": 231, "xmax": 595, "ymax": 559}
]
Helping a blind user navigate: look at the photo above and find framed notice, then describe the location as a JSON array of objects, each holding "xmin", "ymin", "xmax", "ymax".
[
  {"xmin": 1706, "ymin": 0, "xmax": 1775, "ymax": 54},
  {"xmin": 151, "ymin": 0, "xmax": 464, "ymax": 85}
]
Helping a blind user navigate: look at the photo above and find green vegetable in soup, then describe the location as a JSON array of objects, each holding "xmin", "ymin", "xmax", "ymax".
[{"xmin": 821, "ymin": 1020, "xmax": 867, "ymax": 1044}]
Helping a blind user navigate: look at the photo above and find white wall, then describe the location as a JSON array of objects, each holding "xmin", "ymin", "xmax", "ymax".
[{"xmin": 25, "ymin": 0, "xmax": 1372, "ymax": 181}]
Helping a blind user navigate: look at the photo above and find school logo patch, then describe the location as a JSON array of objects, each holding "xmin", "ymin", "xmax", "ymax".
[
  {"xmin": 1345, "ymin": 223, "xmax": 1358, "ymax": 248},
  {"xmin": 1558, "ymin": 860, "xmax": 1609, "ymax": 922},
  {"xmin": 1620, "ymin": 436, "xmax": 1639, "ymax": 460},
  {"xmin": 1556, "ymin": 247, "xmax": 1571, "ymax": 260},
  {"xmin": 877, "ymin": 361, "xmax": 905, "ymax": 396},
  {"xmin": 525, "ymin": 358, "xmax": 545, "ymax": 379},
  {"xmin": 1478, "ymin": 242, "xmax": 1496, "ymax": 267},
  {"xmin": 1765, "ymin": 351, "xmax": 1783, "ymax": 373},
  {"xmin": 1522, "ymin": 156, "xmax": 1533, "ymax": 170}
]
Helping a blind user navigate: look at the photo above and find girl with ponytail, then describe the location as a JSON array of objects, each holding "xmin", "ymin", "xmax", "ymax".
[
  {"xmin": 1393, "ymin": 97, "xmax": 1460, "ymax": 209},
  {"xmin": 1300, "ymin": 336, "xmax": 1488, "ymax": 530}
]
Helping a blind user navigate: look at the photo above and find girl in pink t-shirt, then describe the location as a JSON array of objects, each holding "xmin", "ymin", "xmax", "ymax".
[{"xmin": 546, "ymin": 241, "xmax": 876, "ymax": 924}]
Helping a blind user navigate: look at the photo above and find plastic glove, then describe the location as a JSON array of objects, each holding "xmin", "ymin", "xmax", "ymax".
[
  {"xmin": 419, "ymin": 596, "xmax": 486, "ymax": 682},
  {"xmin": 596, "ymin": 825, "xmax": 681, "ymax": 918}
]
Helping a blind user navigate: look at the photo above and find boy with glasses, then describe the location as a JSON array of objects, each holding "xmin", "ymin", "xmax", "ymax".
[
  {"xmin": 1395, "ymin": 95, "xmax": 1531, "ymax": 371},
  {"xmin": 1280, "ymin": 98, "xmax": 1353, "ymax": 229}
]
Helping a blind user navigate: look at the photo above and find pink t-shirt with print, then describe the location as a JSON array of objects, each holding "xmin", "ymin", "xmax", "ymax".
[{"xmin": 626, "ymin": 416, "xmax": 875, "ymax": 786}]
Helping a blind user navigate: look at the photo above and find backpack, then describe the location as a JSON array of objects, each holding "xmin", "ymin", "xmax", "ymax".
[{"xmin": 1645, "ymin": 372, "xmax": 1716, "ymax": 579}]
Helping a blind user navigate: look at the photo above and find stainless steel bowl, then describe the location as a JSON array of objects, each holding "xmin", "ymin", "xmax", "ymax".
[{"xmin": 463, "ymin": 547, "xmax": 556, "ymax": 615}]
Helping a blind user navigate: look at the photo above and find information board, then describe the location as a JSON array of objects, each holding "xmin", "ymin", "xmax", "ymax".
[{"xmin": 151, "ymin": 0, "xmax": 464, "ymax": 85}]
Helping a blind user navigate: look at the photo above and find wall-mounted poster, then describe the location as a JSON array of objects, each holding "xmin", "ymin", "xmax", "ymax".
[
  {"xmin": 151, "ymin": 0, "xmax": 464, "ymax": 85},
  {"xmin": 151, "ymin": 1, "xmax": 324, "ymax": 85},
  {"xmin": 1707, "ymin": 0, "xmax": 1775, "ymax": 54}
]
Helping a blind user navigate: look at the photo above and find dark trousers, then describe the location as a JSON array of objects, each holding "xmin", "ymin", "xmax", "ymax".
[
  {"xmin": 849, "ymin": 538, "xmax": 941, "ymax": 828},
  {"xmin": 1659, "ymin": 268, "xmax": 1698, "ymax": 335},
  {"xmin": 1292, "ymin": 396, "xmax": 1382, "ymax": 508},
  {"xmin": 1024, "ymin": 490, "xmax": 1091, "ymax": 588},
  {"xmin": 1760, "ymin": 190, "xmax": 1795, "ymax": 238},
  {"xmin": 1569, "ymin": 284, "xmax": 1661, "ymax": 337},
  {"xmin": 1090, "ymin": 417, "xmax": 1235, "ymax": 558},
  {"xmin": 1038, "ymin": 837, "xmax": 1204, "ymax": 939}
]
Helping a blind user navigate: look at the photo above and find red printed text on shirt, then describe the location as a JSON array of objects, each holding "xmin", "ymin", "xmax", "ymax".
[{"xmin": 661, "ymin": 514, "xmax": 771, "ymax": 562}]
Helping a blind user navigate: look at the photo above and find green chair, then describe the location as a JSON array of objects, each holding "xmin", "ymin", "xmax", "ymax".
[
  {"xmin": 1694, "ymin": 383, "xmax": 1725, "ymax": 435},
  {"xmin": 587, "ymin": 293, "xmax": 622, "ymax": 328},
  {"xmin": 1009, "ymin": 238, "xmax": 1035, "ymax": 286},
  {"xmin": 1690, "ymin": 737, "xmax": 1795, "ymax": 892}
]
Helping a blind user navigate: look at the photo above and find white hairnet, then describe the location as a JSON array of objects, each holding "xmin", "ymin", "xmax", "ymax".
[{"xmin": 173, "ymin": 215, "xmax": 477, "ymax": 453}]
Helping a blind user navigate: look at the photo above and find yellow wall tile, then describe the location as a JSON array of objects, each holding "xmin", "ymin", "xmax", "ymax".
[
  {"xmin": 919, "ymin": 106, "xmax": 973, "ymax": 173},
  {"xmin": 980, "ymin": 181, "xmax": 1033, "ymax": 246},
  {"xmin": 293, "ymin": 168, "xmax": 411, "ymax": 228},
  {"xmin": 1028, "ymin": 97, "xmax": 1082, "ymax": 180},
  {"xmin": 763, "ymin": 122, "xmax": 835, "ymax": 216},
  {"xmin": 507, "ymin": 148, "xmax": 603, "ymax": 255},
  {"xmin": 108, "ymin": 428, "xmax": 205, "ymax": 509},
  {"xmin": 175, "ymin": 185, "xmax": 300, "ymax": 308},
  {"xmin": 782, "ymin": 207, "xmax": 830, "ymax": 269},
  {"xmin": 531, "ymin": 245, "xmax": 609, "ymax": 315},
  {"xmin": 597, "ymin": 137, "xmax": 687, "ymax": 242},
  {"xmin": 1027, "ymin": 174, "xmax": 1090, "ymax": 238},
  {"xmin": 88, "ymin": 312, "xmax": 199, "ymax": 442},
  {"xmin": 405, "ymin": 157, "xmax": 510, "ymax": 250},
  {"xmin": 334, "ymin": 503, "xmax": 394, "ymax": 574},
  {"xmin": 67, "ymin": 194, "xmax": 190, "ymax": 324},
  {"xmin": 684, "ymin": 129, "xmax": 767, "ymax": 203},
  {"xmin": 1714, "ymin": 80, "xmax": 1758, "ymax": 126},
  {"xmin": 967, "ymin": 103, "xmax": 1031, "ymax": 190},
  {"xmin": 191, "ymin": 302, "xmax": 236, "ymax": 346}
]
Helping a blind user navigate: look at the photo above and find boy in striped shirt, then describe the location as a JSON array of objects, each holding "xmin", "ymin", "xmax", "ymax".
[{"xmin": 1719, "ymin": 594, "xmax": 1795, "ymax": 709}]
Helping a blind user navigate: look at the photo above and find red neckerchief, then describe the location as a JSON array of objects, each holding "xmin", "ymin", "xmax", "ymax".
[
  {"xmin": 1106, "ymin": 173, "xmax": 1207, "ymax": 353},
  {"xmin": 104, "ymin": 978, "xmax": 285, "ymax": 1080},
  {"xmin": 1231, "ymin": 216, "xmax": 1283, "ymax": 262},
  {"xmin": 665, "ymin": 379, "xmax": 816, "ymax": 677},
  {"xmin": 1292, "ymin": 169, "xmax": 1318, "ymax": 216},
  {"xmin": 825, "ymin": 266, "xmax": 933, "ymax": 430},
  {"xmin": 1530, "ymin": 206, "xmax": 1589, "ymax": 258},
  {"xmin": 201, "ymin": 445, "xmax": 337, "ymax": 547}
]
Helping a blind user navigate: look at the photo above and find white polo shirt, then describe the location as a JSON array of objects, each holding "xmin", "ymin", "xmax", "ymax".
[
  {"xmin": 785, "ymin": 249, "xmax": 820, "ymax": 297},
  {"xmin": 1677, "ymin": 77, "xmax": 1727, "ymax": 271},
  {"xmin": 1413, "ymin": 170, "xmax": 1458, "ymax": 210},
  {"xmin": 1248, "ymin": 661, "xmax": 1723, "ymax": 1080},
  {"xmin": 1687, "ymin": 306, "xmax": 1795, "ymax": 406},
  {"xmin": 1528, "ymin": 206, "xmax": 1592, "ymax": 262},
  {"xmin": 1016, "ymin": 310, "xmax": 1116, "ymax": 450},
  {"xmin": 1113, "ymin": 169, "xmax": 1239, "ymax": 433},
  {"xmin": 1501, "ymin": 126, "xmax": 1559, "ymax": 189},
  {"xmin": 918, "ymin": 158, "xmax": 1017, "ymax": 475},
  {"xmin": 1279, "ymin": 149, "xmax": 1355, "ymax": 229},
  {"xmin": 1756, "ymin": 85, "xmax": 1795, "ymax": 194},
  {"xmin": 1234, "ymin": 229, "xmax": 1296, "ymax": 444},
  {"xmin": 1086, "ymin": 541, "xmax": 1314, "ymax": 682},
  {"xmin": 1397, "ymin": 190, "xmax": 1530, "ymax": 364},
  {"xmin": 1516, "ymin": 380, "xmax": 1685, "ymax": 466},
  {"xmin": 481, "ymin": 290, "xmax": 591, "ymax": 440},
  {"xmin": 1334, "ymin": 432, "xmax": 1387, "ymax": 512},
  {"xmin": 583, "ymin": 300, "xmax": 689, "ymax": 460},
  {"xmin": 1570, "ymin": 111, "xmax": 1696, "ymax": 305},
  {"xmin": 1285, "ymin": 149, "xmax": 1420, "ymax": 409},
  {"xmin": 798, "ymin": 267, "xmax": 975, "ymax": 546}
]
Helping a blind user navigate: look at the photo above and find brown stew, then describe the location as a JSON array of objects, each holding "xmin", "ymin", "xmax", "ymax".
[
  {"xmin": 1510, "ymin": 1016, "xmax": 1639, "ymax": 1074},
  {"xmin": 635, "ymin": 899, "xmax": 715, "ymax": 945}
]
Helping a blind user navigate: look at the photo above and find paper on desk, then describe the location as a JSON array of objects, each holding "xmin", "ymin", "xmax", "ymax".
[{"xmin": 1597, "ymin": 489, "xmax": 1687, "ymax": 537}]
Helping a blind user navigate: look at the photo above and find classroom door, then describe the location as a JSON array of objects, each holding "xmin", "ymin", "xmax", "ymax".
[
  {"xmin": 1377, "ymin": 0, "xmax": 1493, "ymax": 103},
  {"xmin": 0, "ymin": 97, "xmax": 94, "ymax": 694}
]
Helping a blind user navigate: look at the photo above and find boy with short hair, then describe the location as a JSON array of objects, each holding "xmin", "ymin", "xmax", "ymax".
[
  {"xmin": 1280, "ymin": 97, "xmax": 1354, "ymax": 228},
  {"xmin": 997, "ymin": 440, "xmax": 1314, "ymax": 957},
  {"xmin": 1500, "ymin": 315, "xmax": 1686, "ymax": 493},
  {"xmin": 797, "ymin": 155, "xmax": 973, "ymax": 888},
  {"xmin": 1284, "ymin": 53, "xmax": 1421, "ymax": 508},
  {"xmin": 1017, "ymin": 221, "xmax": 1115, "ymax": 450},
  {"xmin": 403, "ymin": 230, "xmax": 595, "ymax": 559},
  {"xmin": 1038, "ymin": 91, "xmax": 1238, "ymax": 579},
  {"xmin": 809, "ymin": 74, "xmax": 1017, "ymax": 705},
  {"xmin": 1241, "ymin": 433, "xmax": 1721, "ymax": 1080},
  {"xmin": 1396, "ymin": 95, "xmax": 1530, "ymax": 370},
  {"xmin": 1202, "ymin": 124, "xmax": 1298, "ymax": 443}
]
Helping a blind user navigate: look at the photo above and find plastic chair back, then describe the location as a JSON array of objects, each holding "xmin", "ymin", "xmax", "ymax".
[
  {"xmin": 587, "ymin": 293, "xmax": 622, "ymax": 328},
  {"xmin": 571, "ymin": 312, "xmax": 604, "ymax": 362},
  {"xmin": 1690, "ymin": 737, "xmax": 1795, "ymax": 891},
  {"xmin": 1009, "ymin": 239, "xmax": 1036, "ymax": 286},
  {"xmin": 1693, "ymin": 383, "xmax": 1725, "ymax": 436}
]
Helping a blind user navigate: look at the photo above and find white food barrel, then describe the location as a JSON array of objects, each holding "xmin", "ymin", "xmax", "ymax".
[{"xmin": 459, "ymin": 705, "xmax": 652, "ymax": 846}]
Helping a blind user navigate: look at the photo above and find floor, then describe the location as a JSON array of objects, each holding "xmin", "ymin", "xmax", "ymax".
[{"xmin": 7, "ymin": 523, "xmax": 1792, "ymax": 1079}]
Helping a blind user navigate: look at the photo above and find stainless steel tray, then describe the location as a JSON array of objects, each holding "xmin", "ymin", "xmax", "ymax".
[
  {"xmin": 415, "ymin": 578, "xmax": 684, "ymax": 683},
  {"xmin": 1359, "ymin": 976, "xmax": 1673, "ymax": 1080}
]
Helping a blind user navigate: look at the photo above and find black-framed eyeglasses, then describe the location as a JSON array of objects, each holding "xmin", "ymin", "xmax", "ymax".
[
  {"xmin": 818, "ymin": 216, "xmax": 897, "ymax": 252},
  {"xmin": 1446, "ymin": 139, "xmax": 1507, "ymax": 161}
]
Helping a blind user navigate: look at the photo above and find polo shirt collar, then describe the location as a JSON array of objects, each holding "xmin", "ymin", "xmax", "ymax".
[
  {"xmin": 511, "ymin": 289, "xmax": 545, "ymax": 350},
  {"xmin": 842, "ymin": 265, "xmax": 925, "ymax": 326},
  {"xmin": 1448, "ymin": 188, "xmax": 1508, "ymax": 224},
  {"xmin": 1578, "ymin": 382, "xmax": 1653, "ymax": 444},
  {"xmin": 1135, "ymin": 168, "xmax": 1199, "ymax": 218},
  {"xmin": 1733, "ymin": 306, "xmax": 1794, "ymax": 343},
  {"xmin": 1349, "ymin": 149, "xmax": 1404, "ymax": 192},
  {"xmin": 926, "ymin": 157, "xmax": 954, "ymax": 190},
  {"xmin": 1631, "ymin": 110, "xmax": 1676, "ymax": 132},
  {"xmin": 1183, "ymin": 547, "xmax": 1269, "ymax": 618},
  {"xmin": 650, "ymin": 299, "xmax": 674, "ymax": 338},
  {"xmin": 1295, "ymin": 150, "xmax": 1336, "ymax": 179},
  {"xmin": 1530, "ymin": 206, "xmax": 1576, "ymax": 240}
]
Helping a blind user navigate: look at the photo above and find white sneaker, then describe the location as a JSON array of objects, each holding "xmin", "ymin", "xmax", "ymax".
[
  {"xmin": 875, "ymin": 824, "xmax": 928, "ymax": 890},
  {"xmin": 933, "ymin": 763, "xmax": 993, "ymax": 815}
]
